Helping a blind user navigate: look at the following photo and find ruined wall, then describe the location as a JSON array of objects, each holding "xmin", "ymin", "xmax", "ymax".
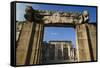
[
  {"xmin": 16, "ymin": 21, "xmax": 44, "ymax": 65},
  {"xmin": 16, "ymin": 6, "xmax": 44, "ymax": 65}
]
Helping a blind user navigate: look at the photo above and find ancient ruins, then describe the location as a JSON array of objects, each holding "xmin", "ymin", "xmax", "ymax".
[{"xmin": 16, "ymin": 6, "xmax": 97, "ymax": 65}]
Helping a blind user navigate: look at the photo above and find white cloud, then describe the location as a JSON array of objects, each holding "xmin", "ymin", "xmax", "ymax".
[{"xmin": 51, "ymin": 32, "xmax": 58, "ymax": 35}]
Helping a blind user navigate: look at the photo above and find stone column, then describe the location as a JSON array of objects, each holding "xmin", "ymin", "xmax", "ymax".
[
  {"xmin": 86, "ymin": 24, "xmax": 97, "ymax": 61},
  {"xmin": 75, "ymin": 24, "xmax": 91, "ymax": 61},
  {"xmin": 16, "ymin": 21, "xmax": 33, "ymax": 65},
  {"xmin": 29, "ymin": 23, "xmax": 44, "ymax": 64}
]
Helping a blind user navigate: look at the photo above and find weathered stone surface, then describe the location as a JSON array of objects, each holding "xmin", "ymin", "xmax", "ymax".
[
  {"xmin": 24, "ymin": 6, "xmax": 34, "ymax": 22},
  {"xmin": 16, "ymin": 22, "xmax": 23, "ymax": 41},
  {"xmin": 75, "ymin": 23, "xmax": 96, "ymax": 61},
  {"xmin": 24, "ymin": 7, "xmax": 89, "ymax": 24},
  {"xmin": 16, "ymin": 21, "xmax": 33, "ymax": 65},
  {"xmin": 86, "ymin": 24, "xmax": 97, "ymax": 61},
  {"xmin": 76, "ymin": 24, "xmax": 90, "ymax": 61},
  {"xmin": 30, "ymin": 23, "xmax": 43, "ymax": 64},
  {"xmin": 40, "ymin": 12, "xmax": 80, "ymax": 24}
]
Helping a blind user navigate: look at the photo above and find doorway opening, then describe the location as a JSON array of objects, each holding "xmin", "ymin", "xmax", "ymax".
[{"xmin": 42, "ymin": 26, "xmax": 76, "ymax": 64}]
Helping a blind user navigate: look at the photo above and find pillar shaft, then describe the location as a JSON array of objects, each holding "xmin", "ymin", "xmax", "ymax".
[
  {"xmin": 16, "ymin": 21, "xmax": 33, "ymax": 65},
  {"xmin": 30, "ymin": 23, "xmax": 43, "ymax": 64},
  {"xmin": 76, "ymin": 24, "xmax": 91, "ymax": 61},
  {"xmin": 86, "ymin": 24, "xmax": 97, "ymax": 61}
]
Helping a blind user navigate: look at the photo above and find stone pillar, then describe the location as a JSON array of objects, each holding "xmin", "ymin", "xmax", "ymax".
[
  {"xmin": 16, "ymin": 21, "xmax": 33, "ymax": 65},
  {"xmin": 29, "ymin": 23, "xmax": 44, "ymax": 64},
  {"xmin": 68, "ymin": 45, "xmax": 71, "ymax": 60},
  {"xmin": 86, "ymin": 24, "xmax": 97, "ymax": 61},
  {"xmin": 75, "ymin": 24, "xmax": 91, "ymax": 61}
]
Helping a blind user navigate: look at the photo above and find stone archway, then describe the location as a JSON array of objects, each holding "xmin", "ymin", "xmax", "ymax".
[{"xmin": 16, "ymin": 6, "xmax": 96, "ymax": 65}]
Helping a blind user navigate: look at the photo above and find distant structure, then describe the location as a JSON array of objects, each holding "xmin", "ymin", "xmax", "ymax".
[
  {"xmin": 41, "ymin": 41, "xmax": 76, "ymax": 64},
  {"xmin": 16, "ymin": 6, "xmax": 97, "ymax": 65}
]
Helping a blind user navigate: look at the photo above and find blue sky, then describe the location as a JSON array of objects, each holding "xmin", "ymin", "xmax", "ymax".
[
  {"xmin": 16, "ymin": 3, "xmax": 97, "ymax": 48},
  {"xmin": 43, "ymin": 27, "xmax": 76, "ymax": 48}
]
